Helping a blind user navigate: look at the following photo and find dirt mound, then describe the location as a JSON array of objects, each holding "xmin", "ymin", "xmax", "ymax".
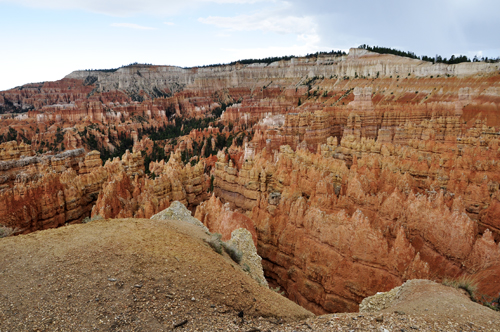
[
  {"xmin": 1, "ymin": 218, "xmax": 499, "ymax": 331},
  {"xmin": 361, "ymin": 279, "xmax": 500, "ymax": 327},
  {"xmin": 0, "ymin": 218, "xmax": 311, "ymax": 331},
  {"xmin": 294, "ymin": 280, "xmax": 500, "ymax": 332}
]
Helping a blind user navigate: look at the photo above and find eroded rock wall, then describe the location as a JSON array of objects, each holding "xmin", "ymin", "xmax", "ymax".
[
  {"xmin": 91, "ymin": 150, "xmax": 210, "ymax": 219},
  {"xmin": 0, "ymin": 148, "xmax": 105, "ymax": 231},
  {"xmin": 211, "ymin": 135, "xmax": 500, "ymax": 314}
]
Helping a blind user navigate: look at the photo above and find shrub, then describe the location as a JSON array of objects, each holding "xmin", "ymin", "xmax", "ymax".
[
  {"xmin": 222, "ymin": 242, "xmax": 243, "ymax": 264},
  {"xmin": 82, "ymin": 215, "xmax": 104, "ymax": 223},
  {"xmin": 0, "ymin": 226, "xmax": 17, "ymax": 238},
  {"xmin": 443, "ymin": 275, "xmax": 478, "ymax": 300},
  {"xmin": 270, "ymin": 286, "xmax": 285, "ymax": 296},
  {"xmin": 206, "ymin": 233, "xmax": 223, "ymax": 254}
]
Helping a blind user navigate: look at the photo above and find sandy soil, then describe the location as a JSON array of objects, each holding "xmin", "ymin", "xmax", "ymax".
[{"xmin": 0, "ymin": 218, "xmax": 499, "ymax": 331}]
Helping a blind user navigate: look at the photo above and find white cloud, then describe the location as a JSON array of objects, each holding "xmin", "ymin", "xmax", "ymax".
[
  {"xmin": 199, "ymin": 5, "xmax": 322, "ymax": 55},
  {"xmin": 199, "ymin": 11, "xmax": 316, "ymax": 36},
  {"xmin": 0, "ymin": 0, "xmax": 273, "ymax": 16},
  {"xmin": 163, "ymin": 22, "xmax": 175, "ymax": 26},
  {"xmin": 110, "ymin": 23, "xmax": 156, "ymax": 30}
]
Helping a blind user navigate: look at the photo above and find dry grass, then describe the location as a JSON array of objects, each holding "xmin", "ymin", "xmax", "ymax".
[
  {"xmin": 443, "ymin": 275, "xmax": 500, "ymax": 311},
  {"xmin": 206, "ymin": 233, "xmax": 223, "ymax": 254},
  {"xmin": 205, "ymin": 233, "xmax": 243, "ymax": 264},
  {"xmin": 442, "ymin": 275, "xmax": 478, "ymax": 300},
  {"xmin": 0, "ymin": 226, "xmax": 17, "ymax": 238},
  {"xmin": 222, "ymin": 242, "xmax": 243, "ymax": 264}
]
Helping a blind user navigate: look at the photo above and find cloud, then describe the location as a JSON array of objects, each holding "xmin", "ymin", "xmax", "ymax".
[
  {"xmin": 0, "ymin": 0, "xmax": 272, "ymax": 16},
  {"xmin": 163, "ymin": 22, "xmax": 175, "ymax": 26},
  {"xmin": 284, "ymin": 0, "xmax": 500, "ymax": 58},
  {"xmin": 3, "ymin": 0, "xmax": 498, "ymax": 61},
  {"xmin": 198, "ymin": 4, "xmax": 323, "ymax": 57},
  {"xmin": 199, "ymin": 10, "xmax": 316, "ymax": 36},
  {"xmin": 110, "ymin": 23, "xmax": 156, "ymax": 30}
]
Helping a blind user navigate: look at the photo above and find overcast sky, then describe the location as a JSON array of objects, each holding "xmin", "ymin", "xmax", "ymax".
[{"xmin": 0, "ymin": 0, "xmax": 499, "ymax": 90}]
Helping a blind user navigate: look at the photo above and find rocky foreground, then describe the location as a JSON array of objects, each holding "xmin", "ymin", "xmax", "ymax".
[{"xmin": 0, "ymin": 204, "xmax": 498, "ymax": 331}]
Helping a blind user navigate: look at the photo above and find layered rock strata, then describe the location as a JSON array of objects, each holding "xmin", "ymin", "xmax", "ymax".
[
  {"xmin": 0, "ymin": 149, "xmax": 104, "ymax": 231},
  {"xmin": 211, "ymin": 142, "xmax": 500, "ymax": 314}
]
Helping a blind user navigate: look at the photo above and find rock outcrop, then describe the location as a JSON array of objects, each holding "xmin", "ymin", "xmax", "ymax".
[
  {"xmin": 358, "ymin": 279, "xmax": 500, "ymax": 327},
  {"xmin": 226, "ymin": 228, "xmax": 268, "ymax": 287},
  {"xmin": 151, "ymin": 201, "xmax": 209, "ymax": 232}
]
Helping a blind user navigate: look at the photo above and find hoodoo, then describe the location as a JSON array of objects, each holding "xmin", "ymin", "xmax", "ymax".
[{"xmin": 1, "ymin": 48, "xmax": 500, "ymax": 317}]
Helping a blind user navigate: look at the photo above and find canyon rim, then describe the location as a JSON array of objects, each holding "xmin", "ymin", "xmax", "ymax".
[{"xmin": 1, "ymin": 48, "xmax": 500, "ymax": 318}]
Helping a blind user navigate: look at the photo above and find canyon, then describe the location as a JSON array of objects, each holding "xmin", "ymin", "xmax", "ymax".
[{"xmin": 1, "ymin": 48, "xmax": 500, "ymax": 315}]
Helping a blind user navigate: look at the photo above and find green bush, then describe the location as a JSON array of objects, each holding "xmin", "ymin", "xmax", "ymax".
[
  {"xmin": 270, "ymin": 286, "xmax": 285, "ymax": 296},
  {"xmin": 82, "ymin": 215, "xmax": 104, "ymax": 223}
]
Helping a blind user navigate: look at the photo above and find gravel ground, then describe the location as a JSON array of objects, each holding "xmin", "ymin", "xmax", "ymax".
[{"xmin": 0, "ymin": 218, "xmax": 499, "ymax": 331}]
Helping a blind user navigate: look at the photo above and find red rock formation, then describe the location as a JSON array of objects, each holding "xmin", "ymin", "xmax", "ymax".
[
  {"xmin": 1, "ymin": 49, "xmax": 500, "ymax": 315},
  {"xmin": 0, "ymin": 149, "xmax": 105, "ymax": 232},
  {"xmin": 0, "ymin": 141, "xmax": 33, "ymax": 161},
  {"xmin": 211, "ymin": 141, "xmax": 500, "ymax": 314},
  {"xmin": 91, "ymin": 150, "xmax": 209, "ymax": 219},
  {"xmin": 195, "ymin": 194, "xmax": 258, "ymax": 246}
]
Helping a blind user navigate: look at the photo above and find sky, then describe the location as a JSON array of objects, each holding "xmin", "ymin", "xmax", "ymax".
[{"xmin": 0, "ymin": 0, "xmax": 499, "ymax": 91}]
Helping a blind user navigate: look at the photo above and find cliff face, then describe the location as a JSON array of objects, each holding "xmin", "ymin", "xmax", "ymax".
[
  {"xmin": 0, "ymin": 145, "xmax": 105, "ymax": 231},
  {"xmin": 0, "ymin": 141, "xmax": 211, "ymax": 232},
  {"xmin": 64, "ymin": 50, "xmax": 500, "ymax": 94},
  {"xmin": 211, "ymin": 132, "xmax": 500, "ymax": 313}
]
